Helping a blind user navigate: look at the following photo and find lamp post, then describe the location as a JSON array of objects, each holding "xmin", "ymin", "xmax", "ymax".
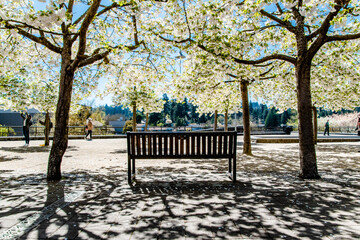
[{"xmin": 175, "ymin": 50, "xmax": 186, "ymax": 74}]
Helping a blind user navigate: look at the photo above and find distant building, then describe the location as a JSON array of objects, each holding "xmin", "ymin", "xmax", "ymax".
[
  {"xmin": 0, "ymin": 108, "xmax": 40, "ymax": 136},
  {"xmin": 109, "ymin": 117, "xmax": 126, "ymax": 134}
]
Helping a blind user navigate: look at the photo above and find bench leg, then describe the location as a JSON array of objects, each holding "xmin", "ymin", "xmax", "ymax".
[
  {"xmin": 232, "ymin": 157, "xmax": 236, "ymax": 182},
  {"xmin": 132, "ymin": 158, "xmax": 136, "ymax": 175},
  {"xmin": 228, "ymin": 158, "xmax": 236, "ymax": 183}
]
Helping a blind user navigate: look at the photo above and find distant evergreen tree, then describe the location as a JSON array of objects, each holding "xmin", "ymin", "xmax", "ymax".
[
  {"xmin": 175, "ymin": 117, "xmax": 186, "ymax": 126},
  {"xmin": 162, "ymin": 94, "xmax": 171, "ymax": 123},
  {"xmin": 281, "ymin": 109, "xmax": 291, "ymax": 125},
  {"xmin": 262, "ymin": 106, "xmax": 269, "ymax": 124},
  {"xmin": 264, "ymin": 108, "xmax": 279, "ymax": 128},
  {"xmin": 149, "ymin": 112, "xmax": 162, "ymax": 126},
  {"xmin": 136, "ymin": 112, "xmax": 144, "ymax": 123},
  {"xmin": 199, "ymin": 114, "xmax": 207, "ymax": 123}
]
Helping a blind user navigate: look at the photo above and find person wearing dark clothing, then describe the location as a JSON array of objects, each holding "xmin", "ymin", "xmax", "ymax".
[
  {"xmin": 39, "ymin": 120, "xmax": 53, "ymax": 135},
  {"xmin": 20, "ymin": 112, "xmax": 32, "ymax": 146},
  {"xmin": 324, "ymin": 120, "xmax": 330, "ymax": 136},
  {"xmin": 355, "ymin": 117, "xmax": 360, "ymax": 136}
]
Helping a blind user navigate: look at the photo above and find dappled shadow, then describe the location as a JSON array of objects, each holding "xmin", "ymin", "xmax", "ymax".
[
  {"xmin": 240, "ymin": 143, "xmax": 360, "ymax": 173},
  {"xmin": 0, "ymin": 155, "xmax": 22, "ymax": 162},
  {"xmin": 110, "ymin": 149, "xmax": 127, "ymax": 154},
  {"xmin": 1, "ymin": 140, "xmax": 359, "ymax": 239},
  {"xmin": 0, "ymin": 170, "xmax": 359, "ymax": 240},
  {"xmin": 0, "ymin": 145, "xmax": 78, "ymax": 154},
  {"xmin": 0, "ymin": 146, "xmax": 51, "ymax": 153}
]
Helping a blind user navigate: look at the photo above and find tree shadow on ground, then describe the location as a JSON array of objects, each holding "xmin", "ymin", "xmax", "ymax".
[
  {"xmin": 110, "ymin": 149, "xmax": 127, "ymax": 154},
  {"xmin": 0, "ymin": 145, "xmax": 78, "ymax": 154},
  {"xmin": 0, "ymin": 155, "xmax": 22, "ymax": 162},
  {"xmin": 1, "ymin": 169, "xmax": 359, "ymax": 240},
  {"xmin": 242, "ymin": 143, "xmax": 360, "ymax": 173},
  {"xmin": 1, "ymin": 141, "xmax": 359, "ymax": 239}
]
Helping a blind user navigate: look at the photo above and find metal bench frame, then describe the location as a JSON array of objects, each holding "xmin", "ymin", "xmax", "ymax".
[{"xmin": 126, "ymin": 131, "xmax": 237, "ymax": 184}]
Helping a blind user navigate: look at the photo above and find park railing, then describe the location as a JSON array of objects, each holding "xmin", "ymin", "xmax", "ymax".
[
  {"xmin": 0, "ymin": 125, "xmax": 357, "ymax": 137},
  {"xmin": 0, "ymin": 125, "xmax": 123, "ymax": 137},
  {"xmin": 317, "ymin": 126, "xmax": 357, "ymax": 134}
]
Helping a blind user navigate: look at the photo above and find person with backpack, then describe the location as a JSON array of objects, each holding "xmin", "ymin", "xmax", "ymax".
[{"xmin": 20, "ymin": 112, "xmax": 32, "ymax": 146}]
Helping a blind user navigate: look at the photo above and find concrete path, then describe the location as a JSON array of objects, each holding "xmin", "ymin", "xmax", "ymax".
[{"xmin": 0, "ymin": 138, "xmax": 359, "ymax": 239}]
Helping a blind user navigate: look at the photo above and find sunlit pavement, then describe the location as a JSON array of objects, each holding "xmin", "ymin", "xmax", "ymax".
[{"xmin": 0, "ymin": 138, "xmax": 359, "ymax": 239}]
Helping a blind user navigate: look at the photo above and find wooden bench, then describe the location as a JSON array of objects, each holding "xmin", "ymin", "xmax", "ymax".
[{"xmin": 126, "ymin": 131, "xmax": 237, "ymax": 184}]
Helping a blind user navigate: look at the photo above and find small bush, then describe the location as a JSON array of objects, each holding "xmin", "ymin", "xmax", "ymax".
[{"xmin": 123, "ymin": 120, "xmax": 133, "ymax": 133}]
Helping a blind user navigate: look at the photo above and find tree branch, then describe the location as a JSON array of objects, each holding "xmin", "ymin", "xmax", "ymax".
[
  {"xmin": 71, "ymin": 0, "xmax": 101, "ymax": 69},
  {"xmin": 2, "ymin": 19, "xmax": 65, "ymax": 36},
  {"xmin": 158, "ymin": 35, "xmax": 193, "ymax": 44},
  {"xmin": 233, "ymin": 53, "xmax": 296, "ymax": 65},
  {"xmin": 326, "ymin": 32, "xmax": 360, "ymax": 42},
  {"xmin": 260, "ymin": 9, "xmax": 296, "ymax": 34},
  {"xmin": 132, "ymin": 15, "xmax": 139, "ymax": 46},
  {"xmin": 4, "ymin": 22, "xmax": 62, "ymax": 54},
  {"xmin": 306, "ymin": 4, "xmax": 342, "ymax": 41}
]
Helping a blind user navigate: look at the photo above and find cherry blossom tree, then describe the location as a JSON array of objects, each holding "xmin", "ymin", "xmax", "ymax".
[
  {"xmin": 172, "ymin": 50, "xmax": 273, "ymax": 154},
  {"xmin": 0, "ymin": 0, "xmax": 167, "ymax": 180},
  {"xmin": 152, "ymin": 0, "xmax": 360, "ymax": 179},
  {"xmin": 105, "ymin": 65, "xmax": 166, "ymax": 131}
]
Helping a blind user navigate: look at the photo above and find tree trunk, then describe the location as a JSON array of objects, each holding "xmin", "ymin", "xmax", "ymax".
[
  {"xmin": 44, "ymin": 111, "xmax": 50, "ymax": 146},
  {"xmin": 240, "ymin": 81, "xmax": 252, "ymax": 155},
  {"xmin": 312, "ymin": 106, "xmax": 318, "ymax": 145},
  {"xmin": 214, "ymin": 110, "xmax": 218, "ymax": 131},
  {"xmin": 296, "ymin": 62, "xmax": 320, "ymax": 179},
  {"xmin": 47, "ymin": 64, "xmax": 75, "ymax": 181},
  {"xmin": 145, "ymin": 113, "xmax": 149, "ymax": 131},
  {"xmin": 132, "ymin": 103, "xmax": 137, "ymax": 132},
  {"xmin": 224, "ymin": 110, "xmax": 228, "ymax": 131}
]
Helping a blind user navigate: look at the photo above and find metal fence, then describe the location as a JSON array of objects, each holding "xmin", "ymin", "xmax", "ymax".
[
  {"xmin": 0, "ymin": 125, "xmax": 357, "ymax": 137},
  {"xmin": 0, "ymin": 126, "xmax": 124, "ymax": 137}
]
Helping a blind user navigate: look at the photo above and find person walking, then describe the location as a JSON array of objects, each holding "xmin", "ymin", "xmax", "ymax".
[
  {"xmin": 20, "ymin": 112, "xmax": 32, "ymax": 146},
  {"xmin": 323, "ymin": 120, "xmax": 330, "ymax": 136},
  {"xmin": 355, "ymin": 116, "xmax": 360, "ymax": 136},
  {"xmin": 85, "ymin": 118, "xmax": 93, "ymax": 140}
]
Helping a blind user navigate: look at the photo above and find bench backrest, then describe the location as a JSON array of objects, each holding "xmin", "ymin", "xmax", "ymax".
[{"xmin": 127, "ymin": 131, "xmax": 237, "ymax": 159}]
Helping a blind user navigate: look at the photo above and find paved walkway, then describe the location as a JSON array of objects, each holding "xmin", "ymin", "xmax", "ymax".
[{"xmin": 0, "ymin": 138, "xmax": 359, "ymax": 239}]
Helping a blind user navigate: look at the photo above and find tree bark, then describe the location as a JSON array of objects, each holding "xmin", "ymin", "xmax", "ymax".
[
  {"xmin": 312, "ymin": 106, "xmax": 318, "ymax": 145},
  {"xmin": 296, "ymin": 62, "xmax": 320, "ymax": 179},
  {"xmin": 240, "ymin": 81, "xmax": 252, "ymax": 155},
  {"xmin": 132, "ymin": 103, "xmax": 137, "ymax": 132},
  {"xmin": 47, "ymin": 61, "xmax": 75, "ymax": 181},
  {"xmin": 44, "ymin": 111, "xmax": 50, "ymax": 146},
  {"xmin": 214, "ymin": 110, "xmax": 218, "ymax": 131},
  {"xmin": 224, "ymin": 109, "xmax": 228, "ymax": 131}
]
